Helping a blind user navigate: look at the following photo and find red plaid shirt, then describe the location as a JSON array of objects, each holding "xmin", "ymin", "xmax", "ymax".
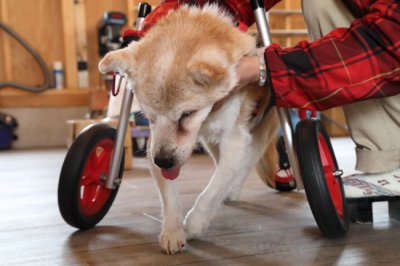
[{"xmin": 140, "ymin": 0, "xmax": 400, "ymax": 110}]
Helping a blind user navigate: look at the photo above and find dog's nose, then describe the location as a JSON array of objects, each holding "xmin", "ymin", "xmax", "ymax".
[{"xmin": 154, "ymin": 156, "xmax": 175, "ymax": 169}]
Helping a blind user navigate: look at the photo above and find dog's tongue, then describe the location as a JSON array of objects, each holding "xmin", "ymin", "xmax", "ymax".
[{"xmin": 161, "ymin": 167, "xmax": 181, "ymax": 180}]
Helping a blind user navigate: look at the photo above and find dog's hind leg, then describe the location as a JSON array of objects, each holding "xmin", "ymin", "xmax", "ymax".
[
  {"xmin": 183, "ymin": 129, "xmax": 259, "ymax": 239},
  {"xmin": 202, "ymin": 140, "xmax": 253, "ymax": 202},
  {"xmin": 148, "ymin": 160, "xmax": 186, "ymax": 254},
  {"xmin": 225, "ymin": 129, "xmax": 277, "ymax": 202},
  {"xmin": 255, "ymin": 138, "xmax": 278, "ymax": 188},
  {"xmin": 224, "ymin": 139, "xmax": 274, "ymax": 202},
  {"xmin": 224, "ymin": 175, "xmax": 247, "ymax": 202}
]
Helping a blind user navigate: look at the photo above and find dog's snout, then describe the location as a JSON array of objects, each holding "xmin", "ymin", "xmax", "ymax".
[{"xmin": 154, "ymin": 156, "xmax": 175, "ymax": 169}]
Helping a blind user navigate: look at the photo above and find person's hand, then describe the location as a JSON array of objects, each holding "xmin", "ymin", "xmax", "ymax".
[
  {"xmin": 234, "ymin": 55, "xmax": 260, "ymax": 90},
  {"xmin": 212, "ymin": 52, "xmax": 262, "ymax": 111}
]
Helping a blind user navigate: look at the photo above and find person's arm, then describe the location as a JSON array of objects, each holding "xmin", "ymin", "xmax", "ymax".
[
  {"xmin": 263, "ymin": 1, "xmax": 400, "ymax": 111},
  {"xmin": 235, "ymin": 55, "xmax": 260, "ymax": 88}
]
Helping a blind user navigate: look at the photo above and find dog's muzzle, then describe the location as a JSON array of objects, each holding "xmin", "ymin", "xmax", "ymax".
[
  {"xmin": 154, "ymin": 156, "xmax": 175, "ymax": 169},
  {"xmin": 154, "ymin": 156, "xmax": 181, "ymax": 180}
]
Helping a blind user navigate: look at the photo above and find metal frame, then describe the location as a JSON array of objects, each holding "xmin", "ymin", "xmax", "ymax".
[
  {"xmin": 253, "ymin": 0, "xmax": 303, "ymax": 189},
  {"xmin": 105, "ymin": 75, "xmax": 133, "ymax": 189}
]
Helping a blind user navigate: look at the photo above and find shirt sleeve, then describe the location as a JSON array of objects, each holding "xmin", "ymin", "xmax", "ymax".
[
  {"xmin": 265, "ymin": 0, "xmax": 400, "ymax": 111},
  {"xmin": 343, "ymin": 0, "xmax": 372, "ymax": 18}
]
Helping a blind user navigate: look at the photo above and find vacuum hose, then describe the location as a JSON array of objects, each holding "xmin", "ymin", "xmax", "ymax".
[{"xmin": 0, "ymin": 21, "xmax": 51, "ymax": 92}]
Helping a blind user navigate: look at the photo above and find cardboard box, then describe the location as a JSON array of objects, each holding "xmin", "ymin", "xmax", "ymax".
[{"xmin": 66, "ymin": 119, "xmax": 133, "ymax": 170}]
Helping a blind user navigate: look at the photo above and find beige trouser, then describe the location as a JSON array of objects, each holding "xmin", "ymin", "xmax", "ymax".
[{"xmin": 301, "ymin": 0, "xmax": 400, "ymax": 173}]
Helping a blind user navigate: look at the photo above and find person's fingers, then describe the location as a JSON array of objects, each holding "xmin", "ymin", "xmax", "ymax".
[{"xmin": 235, "ymin": 55, "xmax": 259, "ymax": 89}]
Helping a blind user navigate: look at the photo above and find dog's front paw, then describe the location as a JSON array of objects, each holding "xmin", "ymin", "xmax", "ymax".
[
  {"xmin": 183, "ymin": 209, "xmax": 210, "ymax": 239},
  {"xmin": 224, "ymin": 190, "xmax": 241, "ymax": 202},
  {"xmin": 159, "ymin": 226, "xmax": 186, "ymax": 255},
  {"xmin": 224, "ymin": 183, "xmax": 243, "ymax": 202}
]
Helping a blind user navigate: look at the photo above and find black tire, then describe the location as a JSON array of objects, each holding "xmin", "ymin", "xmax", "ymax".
[
  {"xmin": 58, "ymin": 123, "xmax": 124, "ymax": 229},
  {"xmin": 295, "ymin": 119, "xmax": 349, "ymax": 238}
]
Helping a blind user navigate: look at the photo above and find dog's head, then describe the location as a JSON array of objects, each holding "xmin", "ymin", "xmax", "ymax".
[{"xmin": 99, "ymin": 5, "xmax": 255, "ymax": 180}]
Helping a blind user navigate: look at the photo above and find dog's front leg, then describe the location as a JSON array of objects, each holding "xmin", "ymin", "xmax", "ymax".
[
  {"xmin": 149, "ymin": 161, "xmax": 186, "ymax": 254},
  {"xmin": 184, "ymin": 129, "xmax": 257, "ymax": 238}
]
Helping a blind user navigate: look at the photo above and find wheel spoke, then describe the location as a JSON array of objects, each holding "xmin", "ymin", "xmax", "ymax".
[
  {"xmin": 97, "ymin": 148, "xmax": 112, "ymax": 173},
  {"xmin": 82, "ymin": 184, "xmax": 98, "ymax": 204},
  {"xmin": 80, "ymin": 175, "xmax": 95, "ymax": 186},
  {"xmin": 81, "ymin": 186, "xmax": 89, "ymax": 205},
  {"xmin": 82, "ymin": 155, "xmax": 93, "ymax": 177},
  {"xmin": 90, "ymin": 150, "xmax": 99, "ymax": 168}
]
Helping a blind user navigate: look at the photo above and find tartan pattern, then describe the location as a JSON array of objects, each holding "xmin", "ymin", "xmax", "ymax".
[
  {"xmin": 265, "ymin": 0, "xmax": 400, "ymax": 110},
  {"xmin": 140, "ymin": 0, "xmax": 400, "ymax": 111}
]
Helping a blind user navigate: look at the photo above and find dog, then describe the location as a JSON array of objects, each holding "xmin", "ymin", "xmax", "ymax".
[{"xmin": 99, "ymin": 4, "xmax": 279, "ymax": 254}]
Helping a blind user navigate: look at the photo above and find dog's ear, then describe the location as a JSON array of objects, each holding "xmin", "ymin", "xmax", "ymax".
[
  {"xmin": 98, "ymin": 46, "xmax": 135, "ymax": 74},
  {"xmin": 187, "ymin": 48, "xmax": 228, "ymax": 87}
]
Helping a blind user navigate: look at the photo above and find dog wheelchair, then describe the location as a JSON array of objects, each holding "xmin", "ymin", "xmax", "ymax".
[{"xmin": 58, "ymin": 0, "xmax": 349, "ymax": 238}]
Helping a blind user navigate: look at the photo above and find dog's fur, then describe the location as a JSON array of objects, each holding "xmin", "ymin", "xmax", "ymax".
[{"xmin": 99, "ymin": 5, "xmax": 279, "ymax": 254}]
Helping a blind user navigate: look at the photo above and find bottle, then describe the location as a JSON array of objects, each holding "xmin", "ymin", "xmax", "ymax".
[
  {"xmin": 77, "ymin": 61, "xmax": 89, "ymax": 88},
  {"xmin": 53, "ymin": 61, "xmax": 64, "ymax": 89}
]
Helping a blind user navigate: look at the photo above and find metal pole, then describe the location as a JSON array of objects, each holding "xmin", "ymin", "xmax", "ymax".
[
  {"xmin": 105, "ymin": 2, "xmax": 149, "ymax": 189},
  {"xmin": 106, "ymin": 76, "xmax": 133, "ymax": 189},
  {"xmin": 251, "ymin": 0, "xmax": 304, "ymax": 189}
]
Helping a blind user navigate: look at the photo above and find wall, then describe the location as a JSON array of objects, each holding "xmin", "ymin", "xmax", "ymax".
[
  {"xmin": 0, "ymin": 0, "xmax": 90, "ymax": 147},
  {"xmin": 0, "ymin": 0, "xmax": 347, "ymax": 148},
  {"xmin": 269, "ymin": 0, "xmax": 309, "ymax": 47}
]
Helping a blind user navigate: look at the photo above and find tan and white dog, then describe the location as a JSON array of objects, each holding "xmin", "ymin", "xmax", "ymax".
[{"xmin": 99, "ymin": 5, "xmax": 279, "ymax": 254}]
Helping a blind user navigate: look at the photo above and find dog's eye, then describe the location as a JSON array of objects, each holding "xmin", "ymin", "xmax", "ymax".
[{"xmin": 180, "ymin": 111, "xmax": 195, "ymax": 120}]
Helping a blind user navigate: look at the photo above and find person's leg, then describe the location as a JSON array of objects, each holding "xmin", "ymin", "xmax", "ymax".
[
  {"xmin": 344, "ymin": 97, "xmax": 400, "ymax": 173},
  {"xmin": 302, "ymin": 0, "xmax": 354, "ymax": 41},
  {"xmin": 302, "ymin": 0, "xmax": 400, "ymax": 196}
]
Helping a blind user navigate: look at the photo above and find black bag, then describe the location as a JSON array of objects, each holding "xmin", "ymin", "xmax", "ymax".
[{"xmin": 0, "ymin": 112, "xmax": 18, "ymax": 150}]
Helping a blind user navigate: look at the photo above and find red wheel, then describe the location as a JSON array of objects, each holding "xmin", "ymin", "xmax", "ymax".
[
  {"xmin": 58, "ymin": 123, "xmax": 124, "ymax": 229},
  {"xmin": 80, "ymin": 139, "xmax": 113, "ymax": 216},
  {"xmin": 295, "ymin": 119, "xmax": 348, "ymax": 238}
]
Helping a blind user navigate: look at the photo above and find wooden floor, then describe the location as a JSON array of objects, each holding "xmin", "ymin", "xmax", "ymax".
[{"xmin": 1, "ymin": 138, "xmax": 400, "ymax": 265}]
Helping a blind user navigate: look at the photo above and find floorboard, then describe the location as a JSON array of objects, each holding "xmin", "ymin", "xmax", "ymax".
[{"xmin": 1, "ymin": 138, "xmax": 399, "ymax": 265}]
